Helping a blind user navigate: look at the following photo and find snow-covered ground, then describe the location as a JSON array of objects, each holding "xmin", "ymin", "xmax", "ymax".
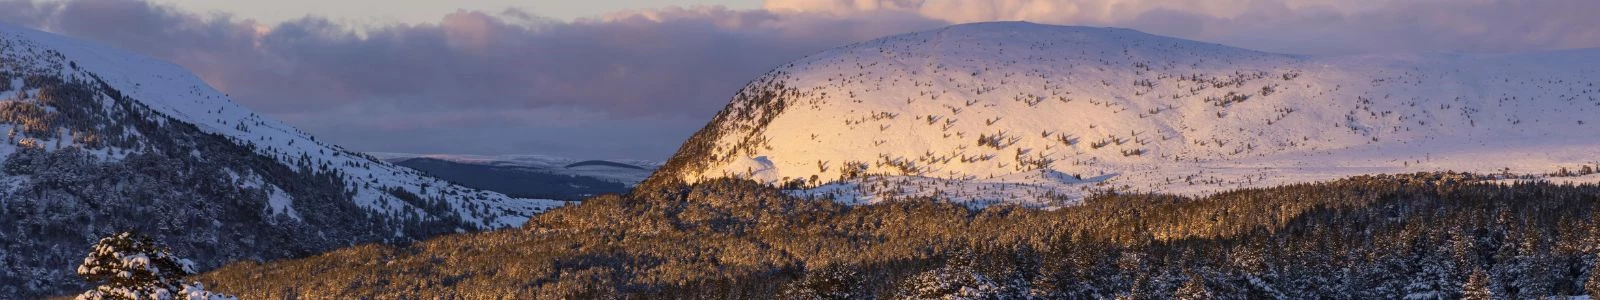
[
  {"xmin": 662, "ymin": 22, "xmax": 1600, "ymax": 207},
  {"xmin": 0, "ymin": 24, "xmax": 564, "ymax": 228}
]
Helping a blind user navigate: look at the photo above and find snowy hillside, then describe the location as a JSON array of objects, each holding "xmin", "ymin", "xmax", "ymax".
[
  {"xmin": 0, "ymin": 24, "xmax": 563, "ymax": 228},
  {"xmin": 646, "ymin": 21, "xmax": 1600, "ymax": 207},
  {"xmin": 0, "ymin": 24, "xmax": 561, "ymax": 296}
]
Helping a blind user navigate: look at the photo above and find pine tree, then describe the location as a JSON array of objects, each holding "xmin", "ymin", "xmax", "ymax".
[
  {"xmin": 75, "ymin": 231, "xmax": 235, "ymax": 300},
  {"xmin": 1174, "ymin": 273, "xmax": 1212, "ymax": 300},
  {"xmin": 897, "ymin": 264, "xmax": 1002, "ymax": 299},
  {"xmin": 1461, "ymin": 268, "xmax": 1492, "ymax": 300},
  {"xmin": 76, "ymin": 231, "xmax": 189, "ymax": 297},
  {"xmin": 1586, "ymin": 261, "xmax": 1600, "ymax": 299},
  {"xmin": 1403, "ymin": 246, "xmax": 1457, "ymax": 300},
  {"xmin": 782, "ymin": 265, "xmax": 865, "ymax": 300}
]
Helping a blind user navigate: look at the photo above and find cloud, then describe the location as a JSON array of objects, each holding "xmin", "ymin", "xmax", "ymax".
[
  {"xmin": 14, "ymin": 2, "xmax": 940, "ymax": 117},
  {"xmin": 1, "ymin": 0, "xmax": 1596, "ymax": 158},
  {"xmin": 0, "ymin": 0, "xmax": 943, "ymax": 158},
  {"xmin": 764, "ymin": 0, "xmax": 1337, "ymax": 24},
  {"xmin": 760, "ymin": 0, "xmax": 1600, "ymax": 55}
]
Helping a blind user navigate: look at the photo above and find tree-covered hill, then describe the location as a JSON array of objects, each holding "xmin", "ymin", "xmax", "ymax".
[{"xmin": 197, "ymin": 174, "xmax": 1600, "ymax": 299}]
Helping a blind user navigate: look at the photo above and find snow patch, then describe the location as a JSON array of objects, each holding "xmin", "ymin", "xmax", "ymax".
[
  {"xmin": 719, "ymin": 156, "xmax": 780, "ymax": 184},
  {"xmin": 263, "ymin": 185, "xmax": 301, "ymax": 221}
]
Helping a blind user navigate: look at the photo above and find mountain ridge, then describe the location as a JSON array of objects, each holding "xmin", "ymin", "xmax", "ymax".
[
  {"xmin": 644, "ymin": 21, "xmax": 1600, "ymax": 206},
  {"xmin": 0, "ymin": 24, "xmax": 561, "ymax": 297}
]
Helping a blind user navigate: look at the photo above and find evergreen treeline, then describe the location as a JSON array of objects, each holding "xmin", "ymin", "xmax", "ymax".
[{"xmin": 197, "ymin": 174, "xmax": 1600, "ymax": 299}]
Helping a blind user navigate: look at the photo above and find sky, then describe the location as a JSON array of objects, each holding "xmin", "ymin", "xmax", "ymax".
[
  {"xmin": 151, "ymin": 0, "xmax": 760, "ymax": 23},
  {"xmin": 1, "ymin": 0, "xmax": 1598, "ymax": 160}
]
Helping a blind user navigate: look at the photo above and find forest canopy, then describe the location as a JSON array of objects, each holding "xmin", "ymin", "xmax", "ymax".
[{"xmin": 196, "ymin": 173, "xmax": 1600, "ymax": 299}]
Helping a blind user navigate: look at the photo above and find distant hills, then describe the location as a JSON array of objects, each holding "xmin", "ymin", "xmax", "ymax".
[{"xmin": 372, "ymin": 153, "xmax": 659, "ymax": 201}]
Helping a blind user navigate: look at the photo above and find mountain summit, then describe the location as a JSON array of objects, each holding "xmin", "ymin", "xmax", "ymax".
[
  {"xmin": 0, "ymin": 24, "xmax": 562, "ymax": 296},
  {"xmin": 645, "ymin": 22, "xmax": 1600, "ymax": 206}
]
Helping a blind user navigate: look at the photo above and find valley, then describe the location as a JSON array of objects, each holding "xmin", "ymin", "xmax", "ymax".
[{"xmin": 2, "ymin": 11, "xmax": 1597, "ymax": 300}]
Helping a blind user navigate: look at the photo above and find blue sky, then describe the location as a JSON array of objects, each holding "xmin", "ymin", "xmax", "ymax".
[{"xmin": 2, "ymin": 0, "xmax": 1597, "ymax": 160}]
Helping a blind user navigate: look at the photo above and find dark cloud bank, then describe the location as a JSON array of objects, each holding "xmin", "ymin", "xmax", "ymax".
[{"xmin": 0, "ymin": 0, "xmax": 1595, "ymax": 158}]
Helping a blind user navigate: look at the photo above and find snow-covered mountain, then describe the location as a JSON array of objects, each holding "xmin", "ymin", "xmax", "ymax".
[
  {"xmin": 371, "ymin": 152, "xmax": 659, "ymax": 200},
  {"xmin": 644, "ymin": 21, "xmax": 1600, "ymax": 207},
  {"xmin": 0, "ymin": 24, "xmax": 562, "ymax": 296}
]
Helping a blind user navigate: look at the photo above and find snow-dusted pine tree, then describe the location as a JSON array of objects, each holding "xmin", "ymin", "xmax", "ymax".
[
  {"xmin": 74, "ymin": 231, "xmax": 234, "ymax": 300},
  {"xmin": 782, "ymin": 265, "xmax": 865, "ymax": 299},
  {"xmin": 1586, "ymin": 261, "xmax": 1600, "ymax": 299},
  {"xmin": 1460, "ymin": 268, "xmax": 1492, "ymax": 300},
  {"xmin": 1403, "ymin": 248, "xmax": 1457, "ymax": 300},
  {"xmin": 1174, "ymin": 274, "xmax": 1212, "ymax": 300},
  {"xmin": 896, "ymin": 264, "xmax": 1003, "ymax": 299}
]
